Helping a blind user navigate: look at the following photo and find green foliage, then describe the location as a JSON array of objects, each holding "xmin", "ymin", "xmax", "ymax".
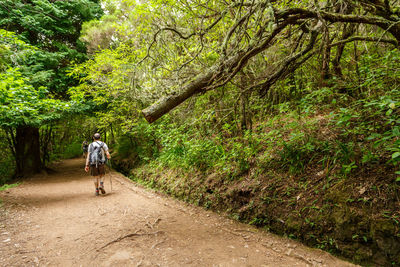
[
  {"xmin": 0, "ymin": 183, "xmax": 20, "ymax": 191},
  {"xmin": 114, "ymin": 121, "xmax": 160, "ymax": 162},
  {"xmin": 114, "ymin": 54, "xmax": 399, "ymax": 180},
  {"xmin": 0, "ymin": 29, "xmax": 37, "ymax": 71},
  {"xmin": 0, "ymin": 1, "xmax": 103, "ymax": 175},
  {"xmin": 157, "ymin": 129, "xmax": 219, "ymax": 171},
  {"xmin": 0, "ymin": 159, "xmax": 14, "ymax": 185},
  {"xmin": 0, "ymin": 0, "xmax": 103, "ymax": 95},
  {"xmin": 331, "ymin": 90, "xmax": 400, "ymax": 167},
  {"xmin": 278, "ymin": 142, "xmax": 313, "ymax": 174},
  {"xmin": 62, "ymin": 141, "xmax": 84, "ymax": 159},
  {"xmin": 299, "ymin": 87, "xmax": 337, "ymax": 113},
  {"xmin": 114, "ymin": 135, "xmax": 136, "ymax": 158},
  {"xmin": 0, "ymin": 68, "xmax": 68, "ymax": 128},
  {"xmin": 68, "ymin": 0, "xmax": 400, "ymax": 181},
  {"xmin": 0, "ymin": 128, "xmax": 14, "ymax": 183},
  {"xmin": 111, "ymin": 65, "xmax": 399, "ymax": 179},
  {"xmin": 0, "ymin": 30, "xmax": 75, "ymax": 129},
  {"xmin": 42, "ymin": 116, "xmax": 100, "ymax": 162}
]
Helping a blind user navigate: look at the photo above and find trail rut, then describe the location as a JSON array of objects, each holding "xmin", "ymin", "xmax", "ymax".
[{"xmin": 0, "ymin": 158, "xmax": 357, "ymax": 267}]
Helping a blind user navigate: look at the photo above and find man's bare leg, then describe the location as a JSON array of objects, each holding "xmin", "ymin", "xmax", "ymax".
[{"xmin": 93, "ymin": 176, "xmax": 99, "ymax": 195}]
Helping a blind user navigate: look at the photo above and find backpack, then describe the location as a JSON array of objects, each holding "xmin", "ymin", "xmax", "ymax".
[{"xmin": 89, "ymin": 141, "xmax": 105, "ymax": 167}]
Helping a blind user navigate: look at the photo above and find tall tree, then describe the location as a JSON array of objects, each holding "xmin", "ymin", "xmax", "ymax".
[{"xmin": 0, "ymin": 0, "xmax": 103, "ymax": 177}]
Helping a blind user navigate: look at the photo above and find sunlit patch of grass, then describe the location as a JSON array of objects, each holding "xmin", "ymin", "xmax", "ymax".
[{"xmin": 0, "ymin": 182, "xmax": 20, "ymax": 191}]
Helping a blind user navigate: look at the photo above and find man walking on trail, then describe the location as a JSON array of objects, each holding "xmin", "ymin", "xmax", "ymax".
[
  {"xmin": 82, "ymin": 140, "xmax": 89, "ymax": 158},
  {"xmin": 84, "ymin": 133, "xmax": 111, "ymax": 196}
]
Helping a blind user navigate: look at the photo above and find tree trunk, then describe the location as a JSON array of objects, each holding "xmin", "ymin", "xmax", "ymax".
[
  {"xmin": 332, "ymin": 24, "xmax": 353, "ymax": 78},
  {"xmin": 332, "ymin": 6, "xmax": 355, "ymax": 78},
  {"xmin": 142, "ymin": 69, "xmax": 216, "ymax": 123},
  {"xmin": 110, "ymin": 124, "xmax": 115, "ymax": 145},
  {"xmin": 40, "ymin": 126, "xmax": 53, "ymax": 168},
  {"xmin": 15, "ymin": 126, "xmax": 42, "ymax": 177},
  {"xmin": 321, "ymin": 29, "xmax": 331, "ymax": 80}
]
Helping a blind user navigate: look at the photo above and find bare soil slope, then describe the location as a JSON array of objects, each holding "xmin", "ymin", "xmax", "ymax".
[{"xmin": 0, "ymin": 158, "xmax": 357, "ymax": 266}]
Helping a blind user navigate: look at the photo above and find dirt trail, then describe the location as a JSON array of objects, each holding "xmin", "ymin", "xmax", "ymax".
[{"xmin": 0, "ymin": 158, "xmax": 357, "ymax": 267}]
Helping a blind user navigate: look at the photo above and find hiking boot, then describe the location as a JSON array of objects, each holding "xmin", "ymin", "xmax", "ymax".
[
  {"xmin": 99, "ymin": 185, "xmax": 106, "ymax": 195},
  {"xmin": 95, "ymin": 190, "xmax": 99, "ymax": 196}
]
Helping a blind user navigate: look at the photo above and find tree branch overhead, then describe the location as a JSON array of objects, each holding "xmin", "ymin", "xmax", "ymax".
[{"xmin": 142, "ymin": 1, "xmax": 400, "ymax": 123}]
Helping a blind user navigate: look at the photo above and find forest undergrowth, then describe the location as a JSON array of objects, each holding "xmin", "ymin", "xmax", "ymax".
[{"xmin": 112, "ymin": 50, "xmax": 400, "ymax": 266}]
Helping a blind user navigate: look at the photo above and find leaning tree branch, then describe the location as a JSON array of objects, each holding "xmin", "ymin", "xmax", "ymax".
[
  {"xmin": 142, "ymin": 68, "xmax": 216, "ymax": 123},
  {"xmin": 329, "ymin": 35, "xmax": 398, "ymax": 47},
  {"xmin": 277, "ymin": 8, "xmax": 390, "ymax": 25},
  {"xmin": 276, "ymin": 8, "xmax": 400, "ymax": 44}
]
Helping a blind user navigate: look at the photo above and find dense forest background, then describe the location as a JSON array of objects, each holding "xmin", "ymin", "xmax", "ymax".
[{"xmin": 1, "ymin": 0, "xmax": 400, "ymax": 265}]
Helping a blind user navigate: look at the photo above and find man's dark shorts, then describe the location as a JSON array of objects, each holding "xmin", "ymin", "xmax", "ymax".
[{"xmin": 90, "ymin": 164, "xmax": 105, "ymax": 176}]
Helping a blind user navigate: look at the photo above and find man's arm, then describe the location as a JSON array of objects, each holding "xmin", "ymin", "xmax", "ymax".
[
  {"xmin": 85, "ymin": 145, "xmax": 91, "ymax": 172},
  {"xmin": 104, "ymin": 143, "xmax": 111, "ymax": 159},
  {"xmin": 86, "ymin": 152, "xmax": 90, "ymax": 166}
]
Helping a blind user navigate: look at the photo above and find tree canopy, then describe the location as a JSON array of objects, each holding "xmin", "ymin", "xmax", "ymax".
[
  {"xmin": 0, "ymin": 0, "xmax": 103, "ymax": 95},
  {"xmin": 71, "ymin": 0, "xmax": 399, "ymax": 124},
  {"xmin": 0, "ymin": 0, "xmax": 103, "ymax": 177},
  {"xmin": 0, "ymin": 30, "xmax": 68, "ymax": 128}
]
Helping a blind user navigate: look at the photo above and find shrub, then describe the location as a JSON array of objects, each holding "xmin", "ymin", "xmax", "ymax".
[{"xmin": 62, "ymin": 142, "xmax": 83, "ymax": 159}]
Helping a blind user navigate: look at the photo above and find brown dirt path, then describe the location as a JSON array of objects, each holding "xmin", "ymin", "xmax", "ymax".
[{"xmin": 0, "ymin": 158, "xmax": 357, "ymax": 267}]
